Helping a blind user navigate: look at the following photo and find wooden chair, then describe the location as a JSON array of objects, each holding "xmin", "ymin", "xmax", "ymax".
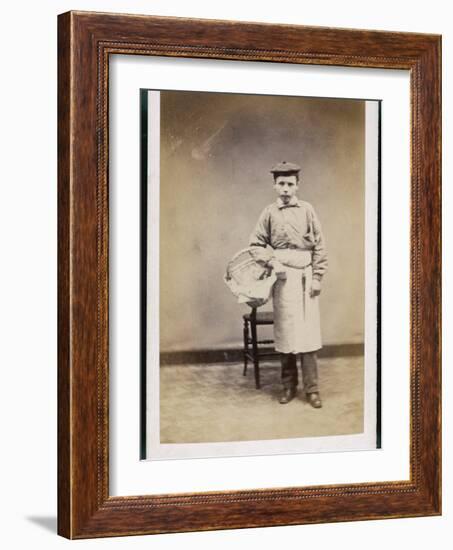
[{"xmin": 243, "ymin": 308, "xmax": 276, "ymax": 389}]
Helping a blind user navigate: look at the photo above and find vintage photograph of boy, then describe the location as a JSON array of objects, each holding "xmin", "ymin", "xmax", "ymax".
[{"xmin": 143, "ymin": 88, "xmax": 379, "ymax": 457}]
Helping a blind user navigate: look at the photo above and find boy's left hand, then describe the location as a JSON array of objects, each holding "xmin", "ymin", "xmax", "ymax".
[{"xmin": 310, "ymin": 279, "xmax": 322, "ymax": 297}]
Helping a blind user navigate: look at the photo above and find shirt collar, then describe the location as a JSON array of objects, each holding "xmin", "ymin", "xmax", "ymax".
[{"xmin": 277, "ymin": 197, "xmax": 301, "ymax": 209}]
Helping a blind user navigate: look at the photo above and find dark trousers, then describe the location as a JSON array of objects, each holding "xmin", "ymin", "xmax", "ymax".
[{"xmin": 281, "ymin": 352, "xmax": 319, "ymax": 394}]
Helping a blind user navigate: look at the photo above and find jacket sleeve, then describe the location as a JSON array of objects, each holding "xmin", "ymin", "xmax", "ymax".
[
  {"xmin": 310, "ymin": 206, "xmax": 328, "ymax": 281},
  {"xmin": 249, "ymin": 206, "xmax": 271, "ymax": 248},
  {"xmin": 248, "ymin": 207, "xmax": 276, "ymax": 265}
]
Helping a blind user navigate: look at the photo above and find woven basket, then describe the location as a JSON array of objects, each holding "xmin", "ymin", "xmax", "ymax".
[{"xmin": 224, "ymin": 247, "xmax": 276, "ymax": 308}]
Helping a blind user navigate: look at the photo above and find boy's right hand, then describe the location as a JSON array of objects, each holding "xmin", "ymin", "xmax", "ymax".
[{"xmin": 269, "ymin": 259, "xmax": 287, "ymax": 280}]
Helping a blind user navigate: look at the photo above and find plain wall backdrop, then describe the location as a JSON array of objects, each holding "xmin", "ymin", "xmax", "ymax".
[
  {"xmin": 159, "ymin": 91, "xmax": 365, "ymax": 350},
  {"xmin": 0, "ymin": 1, "xmax": 450, "ymax": 549}
]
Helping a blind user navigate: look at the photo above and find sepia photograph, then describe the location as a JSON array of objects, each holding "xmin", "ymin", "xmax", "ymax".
[{"xmin": 141, "ymin": 88, "xmax": 380, "ymax": 460}]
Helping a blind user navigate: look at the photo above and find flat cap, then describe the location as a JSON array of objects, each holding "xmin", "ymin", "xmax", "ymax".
[{"xmin": 270, "ymin": 161, "xmax": 301, "ymax": 175}]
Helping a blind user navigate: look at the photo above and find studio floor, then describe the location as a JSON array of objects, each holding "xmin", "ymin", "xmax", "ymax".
[{"xmin": 160, "ymin": 356, "xmax": 364, "ymax": 443}]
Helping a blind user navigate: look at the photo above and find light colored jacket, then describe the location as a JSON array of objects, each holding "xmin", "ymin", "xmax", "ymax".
[{"xmin": 249, "ymin": 197, "xmax": 328, "ymax": 281}]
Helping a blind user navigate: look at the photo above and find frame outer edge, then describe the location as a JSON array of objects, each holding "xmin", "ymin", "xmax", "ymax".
[
  {"xmin": 57, "ymin": 11, "xmax": 72, "ymax": 539},
  {"xmin": 59, "ymin": 10, "xmax": 107, "ymax": 538},
  {"xmin": 73, "ymin": 11, "xmax": 104, "ymax": 537},
  {"xmin": 419, "ymin": 36, "xmax": 442, "ymax": 513},
  {"xmin": 437, "ymin": 35, "xmax": 442, "ymax": 515}
]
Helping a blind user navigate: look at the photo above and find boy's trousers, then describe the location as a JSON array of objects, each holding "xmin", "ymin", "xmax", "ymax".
[{"xmin": 281, "ymin": 352, "xmax": 319, "ymax": 394}]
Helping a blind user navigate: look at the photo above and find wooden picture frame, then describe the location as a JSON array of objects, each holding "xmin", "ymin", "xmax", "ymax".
[{"xmin": 58, "ymin": 11, "xmax": 441, "ymax": 539}]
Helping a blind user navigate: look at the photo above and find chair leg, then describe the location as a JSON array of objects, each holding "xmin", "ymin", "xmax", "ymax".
[
  {"xmin": 250, "ymin": 319, "xmax": 260, "ymax": 389},
  {"xmin": 243, "ymin": 318, "xmax": 249, "ymax": 376}
]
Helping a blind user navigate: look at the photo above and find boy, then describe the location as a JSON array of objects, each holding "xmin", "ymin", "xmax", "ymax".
[{"xmin": 249, "ymin": 161, "xmax": 328, "ymax": 407}]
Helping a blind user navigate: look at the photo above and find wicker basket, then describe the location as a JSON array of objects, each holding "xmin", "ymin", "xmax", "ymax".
[{"xmin": 224, "ymin": 247, "xmax": 276, "ymax": 308}]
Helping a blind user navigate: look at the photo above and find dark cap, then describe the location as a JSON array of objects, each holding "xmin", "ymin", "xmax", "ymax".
[{"xmin": 270, "ymin": 161, "xmax": 301, "ymax": 175}]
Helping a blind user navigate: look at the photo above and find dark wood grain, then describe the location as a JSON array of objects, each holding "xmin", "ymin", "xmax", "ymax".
[
  {"xmin": 57, "ymin": 10, "xmax": 441, "ymax": 539},
  {"xmin": 57, "ymin": 11, "xmax": 71, "ymax": 538}
]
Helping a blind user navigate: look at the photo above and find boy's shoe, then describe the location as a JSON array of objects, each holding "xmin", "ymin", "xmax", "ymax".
[
  {"xmin": 279, "ymin": 387, "xmax": 296, "ymax": 404},
  {"xmin": 307, "ymin": 392, "xmax": 322, "ymax": 408}
]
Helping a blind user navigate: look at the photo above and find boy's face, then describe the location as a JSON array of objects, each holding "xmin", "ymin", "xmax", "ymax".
[{"xmin": 273, "ymin": 174, "xmax": 299, "ymax": 204}]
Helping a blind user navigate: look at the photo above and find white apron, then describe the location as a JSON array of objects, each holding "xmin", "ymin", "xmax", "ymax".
[{"xmin": 272, "ymin": 249, "xmax": 322, "ymax": 353}]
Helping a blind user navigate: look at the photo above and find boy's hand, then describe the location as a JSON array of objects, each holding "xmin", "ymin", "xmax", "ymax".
[
  {"xmin": 269, "ymin": 259, "xmax": 287, "ymax": 280},
  {"xmin": 310, "ymin": 279, "xmax": 322, "ymax": 297}
]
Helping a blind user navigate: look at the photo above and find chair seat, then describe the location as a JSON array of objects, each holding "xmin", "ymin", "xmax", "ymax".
[{"xmin": 242, "ymin": 310, "xmax": 274, "ymax": 324}]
